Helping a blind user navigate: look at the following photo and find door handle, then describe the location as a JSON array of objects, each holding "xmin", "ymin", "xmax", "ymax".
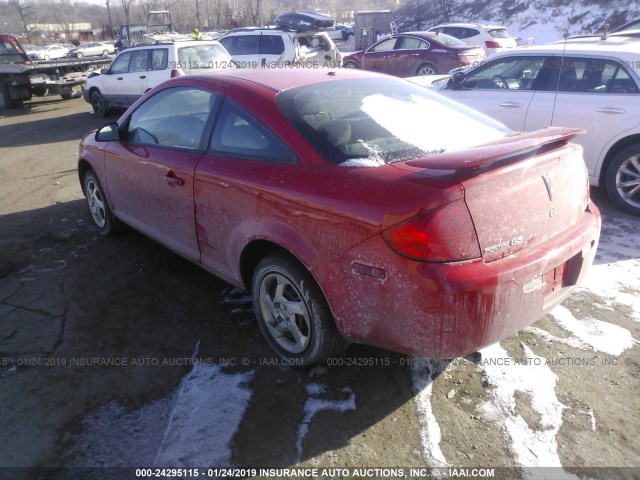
[
  {"xmin": 165, "ymin": 170, "xmax": 185, "ymax": 187},
  {"xmin": 596, "ymin": 107, "xmax": 625, "ymax": 114},
  {"xmin": 500, "ymin": 102, "xmax": 522, "ymax": 108},
  {"xmin": 117, "ymin": 77, "xmax": 123, "ymax": 80},
  {"xmin": 411, "ymin": 53, "xmax": 420, "ymax": 56},
  {"xmin": 383, "ymin": 55, "xmax": 392, "ymax": 59},
  {"xmin": 139, "ymin": 75, "xmax": 146, "ymax": 79}
]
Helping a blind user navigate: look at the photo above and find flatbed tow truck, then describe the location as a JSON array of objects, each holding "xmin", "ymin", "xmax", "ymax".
[{"xmin": 1, "ymin": 33, "xmax": 113, "ymax": 110}]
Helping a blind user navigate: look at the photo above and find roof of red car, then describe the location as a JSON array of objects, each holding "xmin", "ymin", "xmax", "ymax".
[{"xmin": 189, "ymin": 67, "xmax": 385, "ymax": 93}]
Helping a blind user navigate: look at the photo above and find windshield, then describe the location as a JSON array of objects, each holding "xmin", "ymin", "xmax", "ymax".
[
  {"xmin": 276, "ymin": 77, "xmax": 512, "ymax": 166},
  {"xmin": 177, "ymin": 43, "xmax": 231, "ymax": 72}
]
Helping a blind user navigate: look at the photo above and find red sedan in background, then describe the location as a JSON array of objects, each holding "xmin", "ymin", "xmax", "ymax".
[
  {"xmin": 78, "ymin": 69, "xmax": 600, "ymax": 365},
  {"xmin": 342, "ymin": 32, "xmax": 485, "ymax": 77}
]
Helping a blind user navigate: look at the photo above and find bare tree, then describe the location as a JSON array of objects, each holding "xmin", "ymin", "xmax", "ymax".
[
  {"xmin": 437, "ymin": 0, "xmax": 456, "ymax": 22},
  {"xmin": 13, "ymin": 0, "xmax": 34, "ymax": 36},
  {"xmin": 120, "ymin": 0, "xmax": 136, "ymax": 24},
  {"xmin": 54, "ymin": 0, "xmax": 76, "ymax": 37},
  {"xmin": 138, "ymin": 0, "xmax": 158, "ymax": 21},
  {"xmin": 244, "ymin": 0, "xmax": 262, "ymax": 26},
  {"xmin": 105, "ymin": 0, "xmax": 114, "ymax": 35}
]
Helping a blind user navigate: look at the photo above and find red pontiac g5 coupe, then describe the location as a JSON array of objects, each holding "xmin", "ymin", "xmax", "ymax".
[{"xmin": 78, "ymin": 68, "xmax": 601, "ymax": 365}]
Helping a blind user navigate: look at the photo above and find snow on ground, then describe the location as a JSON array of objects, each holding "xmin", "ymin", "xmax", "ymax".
[
  {"xmin": 65, "ymin": 363, "xmax": 254, "ymax": 467},
  {"xmin": 411, "ymin": 359, "xmax": 448, "ymax": 468},
  {"xmin": 529, "ymin": 305, "xmax": 639, "ymax": 356},
  {"xmin": 478, "ymin": 343, "xmax": 579, "ymax": 480},
  {"xmin": 295, "ymin": 381, "xmax": 356, "ymax": 463}
]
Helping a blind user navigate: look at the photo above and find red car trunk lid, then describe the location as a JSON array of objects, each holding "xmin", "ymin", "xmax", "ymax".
[{"xmin": 395, "ymin": 127, "xmax": 589, "ymax": 262}]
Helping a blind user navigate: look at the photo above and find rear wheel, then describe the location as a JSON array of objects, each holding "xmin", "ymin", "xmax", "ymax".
[
  {"xmin": 0, "ymin": 82, "xmax": 14, "ymax": 110},
  {"xmin": 416, "ymin": 63, "xmax": 438, "ymax": 76},
  {"xmin": 605, "ymin": 145, "xmax": 640, "ymax": 215},
  {"xmin": 102, "ymin": 50, "xmax": 109, "ymax": 56},
  {"xmin": 61, "ymin": 93, "xmax": 73, "ymax": 100},
  {"xmin": 252, "ymin": 254, "xmax": 346, "ymax": 366},
  {"xmin": 91, "ymin": 90, "xmax": 107, "ymax": 117},
  {"xmin": 76, "ymin": 52, "xmax": 84, "ymax": 58},
  {"xmin": 84, "ymin": 170, "xmax": 115, "ymax": 235}
]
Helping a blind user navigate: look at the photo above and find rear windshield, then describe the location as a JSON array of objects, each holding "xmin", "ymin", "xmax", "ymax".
[
  {"xmin": 276, "ymin": 77, "xmax": 512, "ymax": 166},
  {"xmin": 177, "ymin": 43, "xmax": 231, "ymax": 72},
  {"xmin": 432, "ymin": 33, "xmax": 468, "ymax": 47},
  {"xmin": 488, "ymin": 28, "xmax": 509, "ymax": 38}
]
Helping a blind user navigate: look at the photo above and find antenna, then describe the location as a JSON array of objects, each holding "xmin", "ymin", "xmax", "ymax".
[
  {"xmin": 601, "ymin": 22, "xmax": 609, "ymax": 40},
  {"xmin": 549, "ymin": 34, "xmax": 568, "ymax": 127}
]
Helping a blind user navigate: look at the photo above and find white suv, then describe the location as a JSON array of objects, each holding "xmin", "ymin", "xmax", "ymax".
[
  {"xmin": 83, "ymin": 39, "xmax": 232, "ymax": 117},
  {"xmin": 427, "ymin": 23, "xmax": 517, "ymax": 56},
  {"xmin": 409, "ymin": 38, "xmax": 640, "ymax": 214},
  {"xmin": 218, "ymin": 28, "xmax": 342, "ymax": 69}
]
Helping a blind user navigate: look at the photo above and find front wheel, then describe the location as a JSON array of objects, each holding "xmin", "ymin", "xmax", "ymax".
[
  {"xmin": 84, "ymin": 170, "xmax": 115, "ymax": 235},
  {"xmin": 416, "ymin": 63, "xmax": 438, "ymax": 76},
  {"xmin": 90, "ymin": 90, "xmax": 107, "ymax": 117},
  {"xmin": 102, "ymin": 50, "xmax": 109, "ymax": 56},
  {"xmin": 76, "ymin": 52, "xmax": 84, "ymax": 58},
  {"xmin": 605, "ymin": 145, "xmax": 640, "ymax": 215},
  {"xmin": 252, "ymin": 254, "xmax": 346, "ymax": 366},
  {"xmin": 342, "ymin": 60, "xmax": 358, "ymax": 69}
]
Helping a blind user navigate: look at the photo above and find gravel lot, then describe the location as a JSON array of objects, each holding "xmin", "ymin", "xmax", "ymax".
[{"xmin": 1, "ymin": 93, "xmax": 639, "ymax": 480}]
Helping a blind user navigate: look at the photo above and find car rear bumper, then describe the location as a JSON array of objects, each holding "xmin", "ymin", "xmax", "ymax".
[{"xmin": 317, "ymin": 201, "xmax": 601, "ymax": 358}]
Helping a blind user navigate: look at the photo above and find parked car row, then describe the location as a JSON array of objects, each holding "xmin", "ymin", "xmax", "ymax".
[{"xmin": 25, "ymin": 41, "xmax": 116, "ymax": 61}]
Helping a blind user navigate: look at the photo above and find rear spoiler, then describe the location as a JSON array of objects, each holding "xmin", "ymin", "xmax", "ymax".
[{"xmin": 405, "ymin": 127, "xmax": 584, "ymax": 171}]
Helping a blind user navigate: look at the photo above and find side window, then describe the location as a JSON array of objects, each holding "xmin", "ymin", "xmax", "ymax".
[
  {"xmin": 260, "ymin": 35, "xmax": 285, "ymax": 55},
  {"xmin": 211, "ymin": 100, "xmax": 297, "ymax": 164},
  {"xmin": 130, "ymin": 49, "xmax": 149, "ymax": 72},
  {"xmin": 219, "ymin": 36, "xmax": 234, "ymax": 54},
  {"xmin": 151, "ymin": 48, "xmax": 168, "ymax": 70},
  {"xmin": 109, "ymin": 52, "xmax": 132, "ymax": 74},
  {"xmin": 462, "ymin": 28, "xmax": 480, "ymax": 39},
  {"xmin": 395, "ymin": 36, "xmax": 422, "ymax": 50},
  {"xmin": 371, "ymin": 37, "xmax": 397, "ymax": 52},
  {"xmin": 234, "ymin": 35, "xmax": 259, "ymax": 55},
  {"xmin": 459, "ymin": 56, "xmax": 547, "ymax": 90},
  {"xmin": 608, "ymin": 65, "xmax": 639, "ymax": 94},
  {"xmin": 126, "ymin": 87, "xmax": 218, "ymax": 150}
]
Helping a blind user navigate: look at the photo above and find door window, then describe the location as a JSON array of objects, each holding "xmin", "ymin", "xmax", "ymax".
[
  {"xmin": 110, "ymin": 51, "xmax": 132, "ymax": 74},
  {"xmin": 210, "ymin": 100, "xmax": 296, "ymax": 163},
  {"xmin": 151, "ymin": 48, "xmax": 168, "ymax": 70},
  {"xmin": 371, "ymin": 37, "xmax": 397, "ymax": 52},
  {"xmin": 126, "ymin": 87, "xmax": 218, "ymax": 150},
  {"xmin": 395, "ymin": 36, "xmax": 427, "ymax": 50},
  {"xmin": 544, "ymin": 57, "xmax": 639, "ymax": 94},
  {"xmin": 130, "ymin": 49, "xmax": 149, "ymax": 72},
  {"xmin": 260, "ymin": 35, "xmax": 285, "ymax": 55},
  {"xmin": 234, "ymin": 35, "xmax": 259, "ymax": 55},
  {"xmin": 458, "ymin": 56, "xmax": 547, "ymax": 90}
]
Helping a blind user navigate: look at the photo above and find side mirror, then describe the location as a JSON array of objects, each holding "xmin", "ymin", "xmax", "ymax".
[
  {"xmin": 100, "ymin": 67, "xmax": 109, "ymax": 74},
  {"xmin": 448, "ymin": 71, "xmax": 466, "ymax": 89},
  {"xmin": 95, "ymin": 123, "xmax": 120, "ymax": 142}
]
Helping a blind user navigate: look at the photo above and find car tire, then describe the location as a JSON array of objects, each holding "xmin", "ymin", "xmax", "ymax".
[
  {"xmin": 84, "ymin": 170, "xmax": 116, "ymax": 236},
  {"xmin": 32, "ymin": 86, "xmax": 47, "ymax": 97},
  {"xmin": 342, "ymin": 61, "xmax": 358, "ymax": 69},
  {"xmin": 44, "ymin": 54, "xmax": 50, "ymax": 60},
  {"xmin": 61, "ymin": 93, "xmax": 73, "ymax": 100},
  {"xmin": 102, "ymin": 50, "xmax": 109, "ymax": 56},
  {"xmin": 0, "ymin": 82, "xmax": 15, "ymax": 110},
  {"xmin": 605, "ymin": 144, "xmax": 640, "ymax": 215},
  {"xmin": 416, "ymin": 63, "xmax": 438, "ymax": 76},
  {"xmin": 90, "ymin": 90, "xmax": 107, "ymax": 117},
  {"xmin": 252, "ymin": 254, "xmax": 347, "ymax": 366},
  {"xmin": 76, "ymin": 52, "xmax": 84, "ymax": 58}
]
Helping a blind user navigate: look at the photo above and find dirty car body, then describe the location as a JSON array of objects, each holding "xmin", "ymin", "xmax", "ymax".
[{"xmin": 78, "ymin": 69, "xmax": 600, "ymax": 364}]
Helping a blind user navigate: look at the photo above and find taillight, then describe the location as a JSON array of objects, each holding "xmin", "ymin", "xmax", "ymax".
[
  {"xmin": 383, "ymin": 200, "xmax": 481, "ymax": 262},
  {"xmin": 485, "ymin": 40, "xmax": 501, "ymax": 48},
  {"xmin": 170, "ymin": 69, "xmax": 181, "ymax": 78}
]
